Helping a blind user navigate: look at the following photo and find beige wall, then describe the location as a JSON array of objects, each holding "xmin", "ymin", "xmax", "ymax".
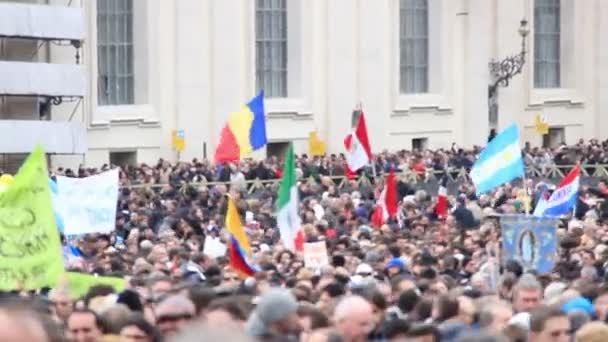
[{"xmin": 45, "ymin": 0, "xmax": 608, "ymax": 169}]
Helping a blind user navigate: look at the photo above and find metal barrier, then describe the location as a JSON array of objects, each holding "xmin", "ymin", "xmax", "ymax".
[{"xmin": 124, "ymin": 164, "xmax": 608, "ymax": 196}]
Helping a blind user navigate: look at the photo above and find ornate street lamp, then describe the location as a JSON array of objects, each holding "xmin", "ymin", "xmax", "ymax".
[{"xmin": 488, "ymin": 19, "xmax": 530, "ymax": 133}]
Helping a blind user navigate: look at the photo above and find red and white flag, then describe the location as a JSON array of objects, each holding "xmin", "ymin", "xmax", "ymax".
[
  {"xmin": 371, "ymin": 169, "xmax": 398, "ymax": 227},
  {"xmin": 435, "ymin": 176, "xmax": 448, "ymax": 220},
  {"xmin": 344, "ymin": 112, "xmax": 372, "ymax": 174}
]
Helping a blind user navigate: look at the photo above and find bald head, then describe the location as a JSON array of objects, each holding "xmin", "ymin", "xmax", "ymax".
[
  {"xmin": 0, "ymin": 307, "xmax": 49, "ymax": 342},
  {"xmin": 334, "ymin": 296, "xmax": 374, "ymax": 342}
]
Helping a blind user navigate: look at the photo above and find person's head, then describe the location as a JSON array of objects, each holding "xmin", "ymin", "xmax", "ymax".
[
  {"xmin": 304, "ymin": 328, "xmax": 345, "ymax": 342},
  {"xmin": 457, "ymin": 295, "xmax": 476, "ymax": 325},
  {"xmin": 362, "ymin": 290, "xmax": 388, "ymax": 328},
  {"xmin": 318, "ymin": 282, "xmax": 345, "ymax": 308},
  {"xmin": 119, "ymin": 314, "xmax": 160, "ymax": 342},
  {"xmin": 297, "ymin": 304, "xmax": 330, "ymax": 333},
  {"xmin": 49, "ymin": 288, "xmax": 74, "ymax": 322},
  {"xmin": 478, "ymin": 300, "xmax": 514, "ymax": 333},
  {"xmin": 431, "ymin": 294, "xmax": 459, "ymax": 322},
  {"xmin": 0, "ymin": 302, "xmax": 53, "ymax": 342},
  {"xmin": 593, "ymin": 286, "xmax": 608, "ymax": 321},
  {"xmin": 147, "ymin": 275, "xmax": 173, "ymax": 299},
  {"xmin": 575, "ymin": 321, "xmax": 608, "ymax": 342},
  {"xmin": 529, "ymin": 305, "xmax": 571, "ymax": 342},
  {"xmin": 188, "ymin": 285, "xmax": 216, "ymax": 317},
  {"xmin": 513, "ymin": 274, "xmax": 543, "ymax": 313},
  {"xmin": 205, "ymin": 298, "xmax": 247, "ymax": 329},
  {"xmin": 391, "ymin": 275, "xmax": 417, "ymax": 298},
  {"xmin": 245, "ymin": 288, "xmax": 302, "ymax": 338},
  {"xmin": 154, "ymin": 294, "xmax": 195, "ymax": 337},
  {"xmin": 405, "ymin": 323, "xmax": 441, "ymax": 342},
  {"xmin": 384, "ymin": 319, "xmax": 410, "ymax": 341},
  {"xmin": 333, "ymin": 295, "xmax": 374, "ymax": 342},
  {"xmin": 67, "ymin": 309, "xmax": 104, "ymax": 342}
]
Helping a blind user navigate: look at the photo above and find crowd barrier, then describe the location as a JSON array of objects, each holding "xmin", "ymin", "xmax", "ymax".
[{"xmin": 122, "ymin": 164, "xmax": 608, "ymax": 196}]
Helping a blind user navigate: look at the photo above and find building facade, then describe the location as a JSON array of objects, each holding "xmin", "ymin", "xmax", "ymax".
[{"xmin": 3, "ymin": 0, "xmax": 608, "ymax": 169}]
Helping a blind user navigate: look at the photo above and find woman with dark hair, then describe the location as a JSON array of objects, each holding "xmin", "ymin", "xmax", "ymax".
[{"xmin": 119, "ymin": 314, "xmax": 162, "ymax": 342}]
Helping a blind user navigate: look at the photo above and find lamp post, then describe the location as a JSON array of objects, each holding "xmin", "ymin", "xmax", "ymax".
[{"xmin": 488, "ymin": 19, "xmax": 530, "ymax": 136}]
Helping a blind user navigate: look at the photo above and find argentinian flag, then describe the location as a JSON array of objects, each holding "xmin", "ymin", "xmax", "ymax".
[{"xmin": 470, "ymin": 124, "xmax": 525, "ymax": 195}]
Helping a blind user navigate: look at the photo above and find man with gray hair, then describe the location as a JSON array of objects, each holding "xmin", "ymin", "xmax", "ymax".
[
  {"xmin": 512, "ymin": 273, "xmax": 543, "ymax": 313},
  {"xmin": 155, "ymin": 294, "xmax": 196, "ymax": 338},
  {"xmin": 333, "ymin": 295, "xmax": 374, "ymax": 342},
  {"xmin": 477, "ymin": 299, "xmax": 514, "ymax": 333},
  {"xmin": 245, "ymin": 288, "xmax": 302, "ymax": 341}
]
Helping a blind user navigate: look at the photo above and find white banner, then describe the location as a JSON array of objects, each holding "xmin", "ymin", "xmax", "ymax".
[{"xmin": 56, "ymin": 169, "xmax": 119, "ymax": 236}]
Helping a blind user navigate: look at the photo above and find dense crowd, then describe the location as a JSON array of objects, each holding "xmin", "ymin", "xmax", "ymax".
[{"xmin": 4, "ymin": 140, "xmax": 608, "ymax": 342}]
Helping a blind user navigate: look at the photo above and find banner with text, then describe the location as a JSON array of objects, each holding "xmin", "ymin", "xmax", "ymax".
[
  {"xmin": 0, "ymin": 146, "xmax": 64, "ymax": 290},
  {"xmin": 56, "ymin": 169, "xmax": 119, "ymax": 236},
  {"xmin": 303, "ymin": 241, "xmax": 329, "ymax": 270}
]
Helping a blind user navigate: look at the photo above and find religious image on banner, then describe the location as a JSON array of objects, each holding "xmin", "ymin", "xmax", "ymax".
[{"xmin": 501, "ymin": 215, "xmax": 559, "ymax": 274}]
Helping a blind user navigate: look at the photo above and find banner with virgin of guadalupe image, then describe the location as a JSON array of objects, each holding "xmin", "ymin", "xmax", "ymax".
[{"xmin": 501, "ymin": 215, "xmax": 559, "ymax": 274}]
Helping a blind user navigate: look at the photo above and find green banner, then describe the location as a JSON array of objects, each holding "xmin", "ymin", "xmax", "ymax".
[
  {"xmin": 0, "ymin": 146, "xmax": 64, "ymax": 290},
  {"xmin": 65, "ymin": 272, "xmax": 125, "ymax": 298}
]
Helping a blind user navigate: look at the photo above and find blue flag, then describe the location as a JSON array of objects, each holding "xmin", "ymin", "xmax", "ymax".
[
  {"xmin": 501, "ymin": 215, "xmax": 559, "ymax": 274},
  {"xmin": 470, "ymin": 124, "xmax": 524, "ymax": 195}
]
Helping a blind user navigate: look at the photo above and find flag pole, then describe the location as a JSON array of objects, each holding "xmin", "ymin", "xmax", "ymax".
[
  {"xmin": 522, "ymin": 172, "xmax": 530, "ymax": 216},
  {"xmin": 571, "ymin": 162, "xmax": 579, "ymax": 219}
]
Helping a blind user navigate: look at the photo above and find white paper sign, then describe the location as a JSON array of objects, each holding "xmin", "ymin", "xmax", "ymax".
[
  {"xmin": 303, "ymin": 241, "xmax": 329, "ymax": 270},
  {"xmin": 204, "ymin": 236, "xmax": 227, "ymax": 259},
  {"xmin": 56, "ymin": 169, "xmax": 119, "ymax": 235}
]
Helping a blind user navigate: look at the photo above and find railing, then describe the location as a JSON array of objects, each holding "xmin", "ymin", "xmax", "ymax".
[{"xmin": 123, "ymin": 164, "xmax": 608, "ymax": 194}]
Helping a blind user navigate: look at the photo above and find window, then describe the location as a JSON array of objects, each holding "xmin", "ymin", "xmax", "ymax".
[
  {"xmin": 399, "ymin": 0, "xmax": 429, "ymax": 94},
  {"xmin": 97, "ymin": 0, "xmax": 134, "ymax": 105},
  {"xmin": 534, "ymin": 0, "xmax": 560, "ymax": 88},
  {"xmin": 542, "ymin": 127, "xmax": 565, "ymax": 148},
  {"xmin": 266, "ymin": 142, "xmax": 290, "ymax": 159},
  {"xmin": 109, "ymin": 151, "xmax": 137, "ymax": 167},
  {"xmin": 412, "ymin": 137, "xmax": 428, "ymax": 150},
  {"xmin": 255, "ymin": 0, "xmax": 287, "ymax": 98}
]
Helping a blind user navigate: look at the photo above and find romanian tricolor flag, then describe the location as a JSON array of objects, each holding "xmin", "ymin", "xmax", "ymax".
[
  {"xmin": 225, "ymin": 197, "xmax": 256, "ymax": 278},
  {"xmin": 214, "ymin": 91, "xmax": 267, "ymax": 163}
]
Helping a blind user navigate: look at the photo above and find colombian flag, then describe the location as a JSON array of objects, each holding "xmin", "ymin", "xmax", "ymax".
[
  {"xmin": 225, "ymin": 197, "xmax": 256, "ymax": 278},
  {"xmin": 215, "ymin": 91, "xmax": 267, "ymax": 163}
]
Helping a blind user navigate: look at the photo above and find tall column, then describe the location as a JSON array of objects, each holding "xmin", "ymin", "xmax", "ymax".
[
  {"xmin": 464, "ymin": 0, "xmax": 492, "ymax": 147},
  {"xmin": 174, "ymin": 0, "xmax": 212, "ymax": 160},
  {"xmin": 325, "ymin": 0, "xmax": 359, "ymax": 153},
  {"xmin": 357, "ymin": 0, "xmax": 391, "ymax": 151},
  {"xmin": 495, "ymin": 0, "xmax": 526, "ymax": 132},
  {"xmin": 597, "ymin": 0, "xmax": 608, "ymax": 139}
]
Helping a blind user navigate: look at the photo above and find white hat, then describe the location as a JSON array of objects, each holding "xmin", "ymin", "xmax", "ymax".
[
  {"xmin": 508, "ymin": 312, "xmax": 530, "ymax": 330},
  {"xmin": 355, "ymin": 263, "xmax": 374, "ymax": 275},
  {"xmin": 544, "ymin": 282, "xmax": 567, "ymax": 304}
]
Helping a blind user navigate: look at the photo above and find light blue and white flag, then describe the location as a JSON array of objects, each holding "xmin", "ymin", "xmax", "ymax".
[{"xmin": 470, "ymin": 124, "xmax": 524, "ymax": 195}]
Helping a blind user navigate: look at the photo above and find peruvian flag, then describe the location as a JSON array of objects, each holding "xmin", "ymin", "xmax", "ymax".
[
  {"xmin": 344, "ymin": 112, "xmax": 373, "ymax": 174},
  {"xmin": 371, "ymin": 169, "xmax": 398, "ymax": 227},
  {"xmin": 436, "ymin": 176, "xmax": 448, "ymax": 220}
]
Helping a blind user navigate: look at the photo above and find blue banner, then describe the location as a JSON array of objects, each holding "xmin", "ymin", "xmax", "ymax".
[{"xmin": 501, "ymin": 215, "xmax": 559, "ymax": 274}]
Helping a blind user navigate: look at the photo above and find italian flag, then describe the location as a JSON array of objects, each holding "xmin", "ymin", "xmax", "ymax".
[{"xmin": 277, "ymin": 144, "xmax": 304, "ymax": 251}]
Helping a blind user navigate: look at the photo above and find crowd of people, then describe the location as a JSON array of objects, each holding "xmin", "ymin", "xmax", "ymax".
[{"xmin": 4, "ymin": 139, "xmax": 608, "ymax": 342}]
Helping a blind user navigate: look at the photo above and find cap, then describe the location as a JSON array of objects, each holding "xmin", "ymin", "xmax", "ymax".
[
  {"xmin": 355, "ymin": 263, "xmax": 373, "ymax": 276},
  {"xmin": 561, "ymin": 297, "xmax": 595, "ymax": 316},
  {"xmin": 508, "ymin": 312, "xmax": 530, "ymax": 330},
  {"xmin": 384, "ymin": 258, "xmax": 406, "ymax": 271},
  {"xmin": 245, "ymin": 289, "xmax": 298, "ymax": 336},
  {"xmin": 543, "ymin": 282, "xmax": 567, "ymax": 304}
]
